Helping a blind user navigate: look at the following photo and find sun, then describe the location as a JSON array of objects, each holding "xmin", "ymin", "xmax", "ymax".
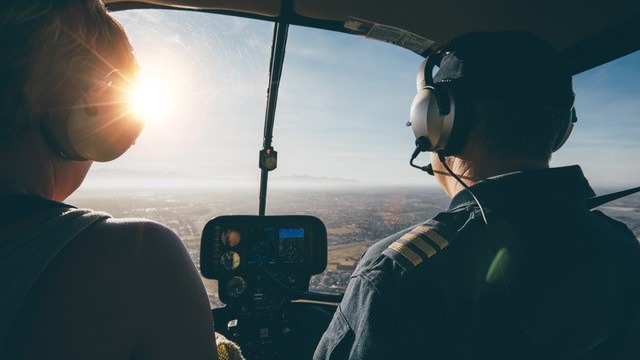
[
  {"xmin": 129, "ymin": 72, "xmax": 172, "ymax": 124},
  {"xmin": 123, "ymin": 50, "xmax": 193, "ymax": 132}
]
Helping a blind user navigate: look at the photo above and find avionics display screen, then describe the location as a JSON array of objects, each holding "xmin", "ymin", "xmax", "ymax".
[
  {"xmin": 278, "ymin": 228, "xmax": 305, "ymax": 264},
  {"xmin": 246, "ymin": 227, "xmax": 305, "ymax": 266},
  {"xmin": 200, "ymin": 215, "xmax": 327, "ymax": 279},
  {"xmin": 246, "ymin": 228, "xmax": 278, "ymax": 267}
]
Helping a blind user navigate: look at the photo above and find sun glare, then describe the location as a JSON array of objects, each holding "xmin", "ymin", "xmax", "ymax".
[{"xmin": 130, "ymin": 73, "xmax": 171, "ymax": 124}]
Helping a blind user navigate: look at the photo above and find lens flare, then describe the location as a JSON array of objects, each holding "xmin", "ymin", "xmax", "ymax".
[{"xmin": 130, "ymin": 74, "xmax": 170, "ymax": 123}]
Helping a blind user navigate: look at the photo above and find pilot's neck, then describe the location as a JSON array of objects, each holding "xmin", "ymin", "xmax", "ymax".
[
  {"xmin": 0, "ymin": 126, "xmax": 89, "ymax": 201},
  {"xmin": 432, "ymin": 154, "xmax": 549, "ymax": 198}
]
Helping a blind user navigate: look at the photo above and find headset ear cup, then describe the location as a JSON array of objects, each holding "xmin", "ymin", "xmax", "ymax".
[
  {"xmin": 41, "ymin": 108, "xmax": 81, "ymax": 160},
  {"xmin": 410, "ymin": 88, "xmax": 435, "ymax": 145},
  {"xmin": 42, "ymin": 95, "xmax": 145, "ymax": 162},
  {"xmin": 410, "ymin": 85, "xmax": 457, "ymax": 153},
  {"xmin": 411, "ymin": 53, "xmax": 465, "ymax": 155},
  {"xmin": 552, "ymin": 107, "xmax": 577, "ymax": 152},
  {"xmin": 66, "ymin": 100, "xmax": 144, "ymax": 162},
  {"xmin": 43, "ymin": 67, "xmax": 146, "ymax": 162}
]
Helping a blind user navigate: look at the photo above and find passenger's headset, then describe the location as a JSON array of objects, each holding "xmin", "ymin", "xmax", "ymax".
[
  {"xmin": 42, "ymin": 68, "xmax": 144, "ymax": 162},
  {"xmin": 408, "ymin": 49, "xmax": 578, "ymax": 161}
]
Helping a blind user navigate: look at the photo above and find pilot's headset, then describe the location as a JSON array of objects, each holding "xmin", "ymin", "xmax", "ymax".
[
  {"xmin": 408, "ymin": 32, "xmax": 578, "ymax": 170},
  {"xmin": 42, "ymin": 60, "xmax": 145, "ymax": 162}
]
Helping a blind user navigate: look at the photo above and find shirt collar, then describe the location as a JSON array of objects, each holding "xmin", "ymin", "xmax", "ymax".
[{"xmin": 448, "ymin": 165, "xmax": 596, "ymax": 211}]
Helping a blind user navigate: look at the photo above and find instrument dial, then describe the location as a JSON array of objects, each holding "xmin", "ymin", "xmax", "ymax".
[
  {"xmin": 226, "ymin": 276, "xmax": 247, "ymax": 297},
  {"xmin": 220, "ymin": 251, "xmax": 241, "ymax": 270}
]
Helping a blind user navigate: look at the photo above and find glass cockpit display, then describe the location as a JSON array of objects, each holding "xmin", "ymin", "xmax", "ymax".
[
  {"xmin": 246, "ymin": 227, "xmax": 306, "ymax": 266},
  {"xmin": 200, "ymin": 215, "xmax": 327, "ymax": 280},
  {"xmin": 277, "ymin": 228, "xmax": 305, "ymax": 264}
]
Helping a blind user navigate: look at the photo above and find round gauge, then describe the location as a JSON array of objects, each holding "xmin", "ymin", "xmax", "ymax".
[
  {"xmin": 220, "ymin": 251, "xmax": 241, "ymax": 270},
  {"xmin": 221, "ymin": 229, "xmax": 241, "ymax": 247},
  {"xmin": 226, "ymin": 276, "xmax": 247, "ymax": 298}
]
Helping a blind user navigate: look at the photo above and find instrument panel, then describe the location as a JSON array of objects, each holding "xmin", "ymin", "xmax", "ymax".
[{"xmin": 200, "ymin": 215, "xmax": 327, "ymax": 303}]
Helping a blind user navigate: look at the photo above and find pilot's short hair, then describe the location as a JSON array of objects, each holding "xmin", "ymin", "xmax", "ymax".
[
  {"xmin": 435, "ymin": 31, "xmax": 575, "ymax": 161},
  {"xmin": 0, "ymin": 0, "xmax": 136, "ymax": 143},
  {"xmin": 469, "ymin": 99, "xmax": 571, "ymax": 161}
]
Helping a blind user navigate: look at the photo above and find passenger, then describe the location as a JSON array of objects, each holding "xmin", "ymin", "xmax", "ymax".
[
  {"xmin": 0, "ymin": 1, "xmax": 221, "ymax": 359},
  {"xmin": 315, "ymin": 31, "xmax": 640, "ymax": 359}
]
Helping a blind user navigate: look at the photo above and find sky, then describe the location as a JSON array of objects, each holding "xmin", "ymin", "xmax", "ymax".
[{"xmin": 77, "ymin": 9, "xmax": 640, "ymax": 193}]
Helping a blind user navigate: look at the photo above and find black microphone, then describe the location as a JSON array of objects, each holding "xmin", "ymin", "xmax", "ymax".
[
  {"xmin": 423, "ymin": 163, "xmax": 434, "ymax": 176},
  {"xmin": 409, "ymin": 137, "xmax": 434, "ymax": 175}
]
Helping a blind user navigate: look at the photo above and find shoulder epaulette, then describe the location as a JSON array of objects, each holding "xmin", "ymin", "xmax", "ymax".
[{"xmin": 382, "ymin": 221, "xmax": 456, "ymax": 271}]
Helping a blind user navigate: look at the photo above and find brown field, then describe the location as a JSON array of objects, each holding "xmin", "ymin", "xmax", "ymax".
[
  {"xmin": 327, "ymin": 226, "xmax": 359, "ymax": 235},
  {"xmin": 325, "ymin": 241, "xmax": 374, "ymax": 271}
]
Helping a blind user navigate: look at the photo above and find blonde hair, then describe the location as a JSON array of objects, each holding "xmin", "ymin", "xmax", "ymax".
[{"xmin": 0, "ymin": 0, "xmax": 136, "ymax": 142}]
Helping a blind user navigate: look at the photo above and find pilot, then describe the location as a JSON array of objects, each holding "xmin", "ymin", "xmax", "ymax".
[
  {"xmin": 0, "ymin": 1, "xmax": 222, "ymax": 358},
  {"xmin": 315, "ymin": 31, "xmax": 640, "ymax": 359}
]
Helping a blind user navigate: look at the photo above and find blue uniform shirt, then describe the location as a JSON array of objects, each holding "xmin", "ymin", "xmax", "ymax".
[{"xmin": 314, "ymin": 166, "xmax": 640, "ymax": 360}]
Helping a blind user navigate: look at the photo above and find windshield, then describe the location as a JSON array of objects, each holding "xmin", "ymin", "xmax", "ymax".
[{"xmin": 69, "ymin": 9, "xmax": 640, "ymax": 306}]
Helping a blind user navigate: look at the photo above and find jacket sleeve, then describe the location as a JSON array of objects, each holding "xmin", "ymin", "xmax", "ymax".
[{"xmin": 314, "ymin": 261, "xmax": 397, "ymax": 360}]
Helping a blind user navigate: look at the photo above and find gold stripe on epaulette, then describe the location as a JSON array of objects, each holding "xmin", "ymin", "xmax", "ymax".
[
  {"xmin": 388, "ymin": 242, "xmax": 423, "ymax": 266},
  {"xmin": 415, "ymin": 225, "xmax": 449, "ymax": 249},
  {"xmin": 411, "ymin": 237, "xmax": 437, "ymax": 257},
  {"xmin": 402, "ymin": 232, "xmax": 418, "ymax": 241}
]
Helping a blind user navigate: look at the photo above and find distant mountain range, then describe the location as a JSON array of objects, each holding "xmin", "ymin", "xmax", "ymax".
[{"xmin": 79, "ymin": 168, "xmax": 386, "ymax": 191}]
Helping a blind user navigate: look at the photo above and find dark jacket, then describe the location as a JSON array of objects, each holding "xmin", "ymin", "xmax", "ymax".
[{"xmin": 315, "ymin": 166, "xmax": 640, "ymax": 360}]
